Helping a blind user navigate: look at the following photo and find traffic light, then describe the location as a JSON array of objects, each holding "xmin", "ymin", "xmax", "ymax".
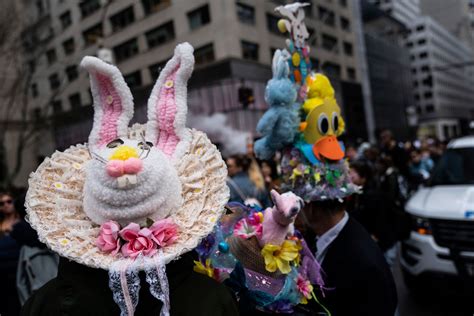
[{"xmin": 238, "ymin": 87, "xmax": 254, "ymax": 109}]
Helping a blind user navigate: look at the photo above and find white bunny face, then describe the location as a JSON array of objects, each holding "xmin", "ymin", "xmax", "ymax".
[{"xmin": 81, "ymin": 43, "xmax": 194, "ymax": 226}]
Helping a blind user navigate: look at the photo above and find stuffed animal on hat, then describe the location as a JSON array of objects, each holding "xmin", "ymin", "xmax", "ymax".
[
  {"xmin": 259, "ymin": 190, "xmax": 304, "ymax": 247},
  {"xmin": 298, "ymin": 73, "xmax": 346, "ymax": 164},
  {"xmin": 275, "ymin": 2, "xmax": 312, "ymax": 87},
  {"xmin": 254, "ymin": 49, "xmax": 299, "ymax": 160}
]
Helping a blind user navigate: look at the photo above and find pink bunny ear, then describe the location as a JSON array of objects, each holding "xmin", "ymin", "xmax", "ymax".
[
  {"xmin": 146, "ymin": 43, "xmax": 194, "ymax": 159},
  {"xmin": 81, "ymin": 56, "xmax": 133, "ymax": 149}
]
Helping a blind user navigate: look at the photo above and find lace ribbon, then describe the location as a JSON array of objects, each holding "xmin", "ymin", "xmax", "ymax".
[
  {"xmin": 109, "ymin": 260, "xmax": 140, "ymax": 316},
  {"xmin": 145, "ymin": 252, "xmax": 171, "ymax": 316}
]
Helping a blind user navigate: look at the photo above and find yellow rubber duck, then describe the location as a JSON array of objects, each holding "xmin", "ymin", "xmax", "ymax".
[{"xmin": 300, "ymin": 73, "xmax": 345, "ymax": 161}]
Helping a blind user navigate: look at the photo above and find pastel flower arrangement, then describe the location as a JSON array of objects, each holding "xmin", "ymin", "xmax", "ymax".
[
  {"xmin": 280, "ymin": 147, "xmax": 361, "ymax": 202},
  {"xmin": 233, "ymin": 211, "xmax": 263, "ymax": 239},
  {"xmin": 96, "ymin": 218, "xmax": 179, "ymax": 259}
]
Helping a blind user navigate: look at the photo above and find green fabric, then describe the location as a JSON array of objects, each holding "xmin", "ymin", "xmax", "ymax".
[{"xmin": 21, "ymin": 253, "xmax": 239, "ymax": 316}]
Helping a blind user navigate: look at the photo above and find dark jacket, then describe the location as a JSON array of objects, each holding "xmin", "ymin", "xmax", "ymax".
[
  {"xmin": 307, "ymin": 217, "xmax": 397, "ymax": 316},
  {"xmin": 21, "ymin": 252, "xmax": 239, "ymax": 316},
  {"xmin": 348, "ymin": 188, "xmax": 398, "ymax": 251}
]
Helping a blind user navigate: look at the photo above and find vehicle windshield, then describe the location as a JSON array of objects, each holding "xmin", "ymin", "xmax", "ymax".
[{"xmin": 430, "ymin": 148, "xmax": 474, "ymax": 186}]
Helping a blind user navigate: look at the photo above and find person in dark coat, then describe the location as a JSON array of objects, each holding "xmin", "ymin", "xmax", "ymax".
[
  {"xmin": 21, "ymin": 252, "xmax": 238, "ymax": 316},
  {"xmin": 300, "ymin": 200, "xmax": 398, "ymax": 316}
]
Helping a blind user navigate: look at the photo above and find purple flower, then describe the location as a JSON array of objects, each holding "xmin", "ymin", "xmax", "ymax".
[{"xmin": 196, "ymin": 233, "xmax": 216, "ymax": 258}]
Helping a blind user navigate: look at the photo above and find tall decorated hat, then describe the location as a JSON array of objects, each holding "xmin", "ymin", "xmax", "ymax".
[
  {"xmin": 25, "ymin": 43, "xmax": 229, "ymax": 316},
  {"xmin": 255, "ymin": 2, "xmax": 360, "ymax": 202}
]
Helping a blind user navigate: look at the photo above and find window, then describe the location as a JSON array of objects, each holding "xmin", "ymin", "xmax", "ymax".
[
  {"xmin": 69, "ymin": 93, "xmax": 82, "ymax": 109},
  {"xmin": 194, "ymin": 43, "xmax": 215, "ymax": 65},
  {"xmin": 426, "ymin": 104, "xmax": 434, "ymax": 113},
  {"xmin": 339, "ymin": 0, "xmax": 347, "ymax": 7},
  {"xmin": 413, "ymin": 80, "xmax": 418, "ymax": 87},
  {"xmin": 46, "ymin": 48, "xmax": 57, "ymax": 65},
  {"xmin": 322, "ymin": 62, "xmax": 341, "ymax": 78},
  {"xmin": 31, "ymin": 83, "xmax": 38, "ymax": 98},
  {"xmin": 52, "ymin": 100, "xmax": 62, "ymax": 114},
  {"xmin": 347, "ymin": 67, "xmax": 356, "ymax": 80},
  {"xmin": 406, "ymin": 41, "xmax": 413, "ymax": 48},
  {"xmin": 424, "ymin": 91, "xmax": 433, "ymax": 99},
  {"xmin": 241, "ymin": 40, "xmax": 259, "ymax": 61},
  {"xmin": 322, "ymin": 34, "xmax": 338, "ymax": 52},
  {"xmin": 60, "ymin": 11, "xmax": 72, "ymax": 28},
  {"xmin": 340, "ymin": 16, "xmax": 350, "ymax": 31},
  {"xmin": 418, "ymin": 39, "xmax": 426, "ymax": 45},
  {"xmin": 270, "ymin": 47, "xmax": 278, "ymax": 61},
  {"xmin": 110, "ymin": 6, "xmax": 135, "ymax": 32},
  {"xmin": 28, "ymin": 60, "xmax": 36, "ymax": 74},
  {"xmin": 149, "ymin": 60, "xmax": 168, "ymax": 81},
  {"xmin": 410, "ymin": 55, "xmax": 415, "ymax": 61},
  {"xmin": 266, "ymin": 13, "xmax": 283, "ymax": 35},
  {"xmin": 142, "ymin": 0, "xmax": 171, "ymax": 15},
  {"xmin": 419, "ymin": 52, "xmax": 428, "ymax": 58},
  {"xmin": 49, "ymin": 73, "xmax": 60, "ymax": 90},
  {"xmin": 187, "ymin": 4, "xmax": 211, "ymax": 30},
  {"xmin": 421, "ymin": 65, "xmax": 430, "ymax": 72},
  {"xmin": 318, "ymin": 6, "xmax": 335, "ymax": 27},
  {"xmin": 82, "ymin": 23, "xmax": 103, "ymax": 46},
  {"xmin": 124, "ymin": 71, "xmax": 142, "ymax": 88},
  {"xmin": 414, "ymin": 94, "xmax": 420, "ymax": 101},
  {"xmin": 416, "ymin": 25, "xmax": 425, "ymax": 32},
  {"xmin": 411, "ymin": 68, "xmax": 417, "ymax": 74},
  {"xmin": 343, "ymin": 41, "xmax": 353, "ymax": 56},
  {"xmin": 66, "ymin": 65, "xmax": 78, "ymax": 82},
  {"xmin": 80, "ymin": 0, "xmax": 101, "ymax": 18},
  {"xmin": 32, "ymin": 107, "xmax": 42, "ymax": 121},
  {"xmin": 62, "ymin": 38, "xmax": 75, "ymax": 55},
  {"xmin": 113, "ymin": 38, "xmax": 139, "ymax": 63},
  {"xmin": 145, "ymin": 21, "xmax": 175, "ymax": 49},
  {"xmin": 237, "ymin": 2, "xmax": 255, "ymax": 25}
]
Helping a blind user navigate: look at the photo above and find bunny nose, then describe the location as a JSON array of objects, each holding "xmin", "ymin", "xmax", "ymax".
[{"xmin": 106, "ymin": 158, "xmax": 143, "ymax": 178}]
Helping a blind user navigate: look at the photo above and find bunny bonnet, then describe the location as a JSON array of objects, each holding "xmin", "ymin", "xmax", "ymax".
[{"xmin": 25, "ymin": 43, "xmax": 229, "ymax": 315}]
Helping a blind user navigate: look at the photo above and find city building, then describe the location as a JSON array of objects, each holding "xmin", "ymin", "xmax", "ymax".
[
  {"xmin": 374, "ymin": 0, "xmax": 474, "ymax": 140},
  {"xmin": 362, "ymin": 1, "xmax": 414, "ymax": 140},
  {"xmin": 420, "ymin": 0, "xmax": 474, "ymax": 52},
  {"xmin": 5, "ymin": 0, "xmax": 363, "ymax": 186}
]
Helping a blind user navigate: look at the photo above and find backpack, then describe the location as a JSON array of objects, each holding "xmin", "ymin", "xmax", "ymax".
[{"xmin": 16, "ymin": 245, "xmax": 59, "ymax": 304}]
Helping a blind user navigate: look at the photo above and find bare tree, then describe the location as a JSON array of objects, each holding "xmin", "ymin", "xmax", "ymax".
[{"xmin": 0, "ymin": 0, "xmax": 63, "ymax": 188}]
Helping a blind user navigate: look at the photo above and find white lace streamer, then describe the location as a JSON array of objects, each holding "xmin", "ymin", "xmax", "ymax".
[{"xmin": 145, "ymin": 253, "xmax": 170, "ymax": 316}]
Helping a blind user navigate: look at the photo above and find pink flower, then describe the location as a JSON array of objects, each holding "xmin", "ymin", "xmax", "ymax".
[
  {"xmin": 120, "ymin": 223, "xmax": 158, "ymax": 259},
  {"xmin": 149, "ymin": 219, "xmax": 179, "ymax": 247},
  {"xmin": 96, "ymin": 221, "xmax": 121, "ymax": 255},
  {"xmin": 296, "ymin": 274, "xmax": 313, "ymax": 301},
  {"xmin": 234, "ymin": 216, "xmax": 263, "ymax": 239}
]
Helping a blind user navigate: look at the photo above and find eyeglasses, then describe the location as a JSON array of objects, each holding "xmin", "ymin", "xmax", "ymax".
[{"xmin": 0, "ymin": 199, "xmax": 13, "ymax": 207}]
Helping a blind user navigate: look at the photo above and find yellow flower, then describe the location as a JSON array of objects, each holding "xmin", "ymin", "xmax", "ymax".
[
  {"xmin": 290, "ymin": 168, "xmax": 302, "ymax": 181},
  {"xmin": 261, "ymin": 240, "xmax": 300, "ymax": 274},
  {"xmin": 193, "ymin": 259, "xmax": 214, "ymax": 278},
  {"xmin": 314, "ymin": 172, "xmax": 321, "ymax": 183},
  {"xmin": 109, "ymin": 145, "xmax": 139, "ymax": 161}
]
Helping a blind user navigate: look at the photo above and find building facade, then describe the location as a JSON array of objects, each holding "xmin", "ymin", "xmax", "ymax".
[{"xmin": 374, "ymin": 0, "xmax": 474, "ymax": 140}]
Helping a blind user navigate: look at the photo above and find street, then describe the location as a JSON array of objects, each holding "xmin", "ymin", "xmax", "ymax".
[{"xmin": 394, "ymin": 259, "xmax": 474, "ymax": 316}]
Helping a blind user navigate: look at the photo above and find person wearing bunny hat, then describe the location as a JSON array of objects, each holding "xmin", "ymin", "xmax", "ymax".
[
  {"xmin": 252, "ymin": 3, "xmax": 398, "ymax": 316},
  {"xmin": 20, "ymin": 43, "xmax": 238, "ymax": 316}
]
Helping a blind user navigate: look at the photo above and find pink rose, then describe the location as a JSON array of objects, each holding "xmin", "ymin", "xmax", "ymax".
[
  {"xmin": 96, "ymin": 220, "xmax": 121, "ymax": 255},
  {"xmin": 150, "ymin": 219, "xmax": 179, "ymax": 247},
  {"xmin": 119, "ymin": 223, "xmax": 158, "ymax": 259}
]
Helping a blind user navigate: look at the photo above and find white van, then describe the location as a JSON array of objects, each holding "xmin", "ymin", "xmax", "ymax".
[{"xmin": 401, "ymin": 136, "xmax": 474, "ymax": 288}]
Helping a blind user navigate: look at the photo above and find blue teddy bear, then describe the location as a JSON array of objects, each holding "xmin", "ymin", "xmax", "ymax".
[{"xmin": 254, "ymin": 50, "xmax": 299, "ymax": 160}]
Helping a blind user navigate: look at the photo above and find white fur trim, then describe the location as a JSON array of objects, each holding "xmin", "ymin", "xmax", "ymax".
[{"xmin": 80, "ymin": 56, "xmax": 134, "ymax": 149}]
